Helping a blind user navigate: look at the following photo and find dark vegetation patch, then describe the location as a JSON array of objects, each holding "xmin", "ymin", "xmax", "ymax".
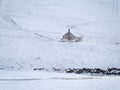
[{"xmin": 33, "ymin": 67, "xmax": 120, "ymax": 75}]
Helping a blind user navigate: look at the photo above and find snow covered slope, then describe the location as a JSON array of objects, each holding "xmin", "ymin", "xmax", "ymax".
[{"xmin": 0, "ymin": 0, "xmax": 120, "ymax": 70}]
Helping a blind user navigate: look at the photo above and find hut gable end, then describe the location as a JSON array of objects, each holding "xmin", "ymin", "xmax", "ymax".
[
  {"xmin": 62, "ymin": 29, "xmax": 75, "ymax": 40},
  {"xmin": 61, "ymin": 29, "xmax": 82, "ymax": 42}
]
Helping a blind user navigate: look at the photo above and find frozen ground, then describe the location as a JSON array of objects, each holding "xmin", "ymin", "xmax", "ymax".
[
  {"xmin": 0, "ymin": 0, "xmax": 120, "ymax": 90},
  {"xmin": 0, "ymin": 0, "xmax": 120, "ymax": 70},
  {"xmin": 0, "ymin": 71, "xmax": 120, "ymax": 90}
]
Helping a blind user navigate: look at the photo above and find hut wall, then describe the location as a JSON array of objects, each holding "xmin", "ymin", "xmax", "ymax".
[{"xmin": 63, "ymin": 34, "xmax": 75, "ymax": 40}]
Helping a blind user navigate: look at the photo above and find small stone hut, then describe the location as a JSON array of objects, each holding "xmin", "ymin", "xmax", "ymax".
[
  {"xmin": 61, "ymin": 29, "xmax": 82, "ymax": 42},
  {"xmin": 62, "ymin": 29, "xmax": 75, "ymax": 40}
]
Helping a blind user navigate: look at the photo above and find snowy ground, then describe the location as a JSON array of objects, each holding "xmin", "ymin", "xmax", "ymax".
[
  {"xmin": 0, "ymin": 71, "xmax": 120, "ymax": 90},
  {"xmin": 0, "ymin": 0, "xmax": 120, "ymax": 70},
  {"xmin": 0, "ymin": 0, "xmax": 120, "ymax": 90}
]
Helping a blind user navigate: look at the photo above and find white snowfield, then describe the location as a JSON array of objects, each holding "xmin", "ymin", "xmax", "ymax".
[
  {"xmin": 0, "ymin": 0, "xmax": 120, "ymax": 90},
  {"xmin": 0, "ymin": 0, "xmax": 120, "ymax": 70},
  {"xmin": 0, "ymin": 71, "xmax": 120, "ymax": 90}
]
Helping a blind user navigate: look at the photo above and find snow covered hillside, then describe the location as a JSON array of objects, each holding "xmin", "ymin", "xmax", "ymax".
[{"xmin": 0, "ymin": 0, "xmax": 120, "ymax": 70}]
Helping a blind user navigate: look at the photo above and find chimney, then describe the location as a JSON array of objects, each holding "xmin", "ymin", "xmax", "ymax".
[{"xmin": 68, "ymin": 29, "xmax": 70, "ymax": 33}]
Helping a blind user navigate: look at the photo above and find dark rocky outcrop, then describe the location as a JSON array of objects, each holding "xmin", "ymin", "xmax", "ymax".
[{"xmin": 33, "ymin": 67, "xmax": 120, "ymax": 75}]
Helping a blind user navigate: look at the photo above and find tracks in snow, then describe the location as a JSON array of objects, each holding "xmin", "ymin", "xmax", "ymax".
[
  {"xmin": 0, "ymin": 77, "xmax": 104, "ymax": 81},
  {"xmin": 0, "ymin": 76, "xmax": 120, "ymax": 81},
  {"xmin": 0, "ymin": 15, "xmax": 55, "ymax": 41}
]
